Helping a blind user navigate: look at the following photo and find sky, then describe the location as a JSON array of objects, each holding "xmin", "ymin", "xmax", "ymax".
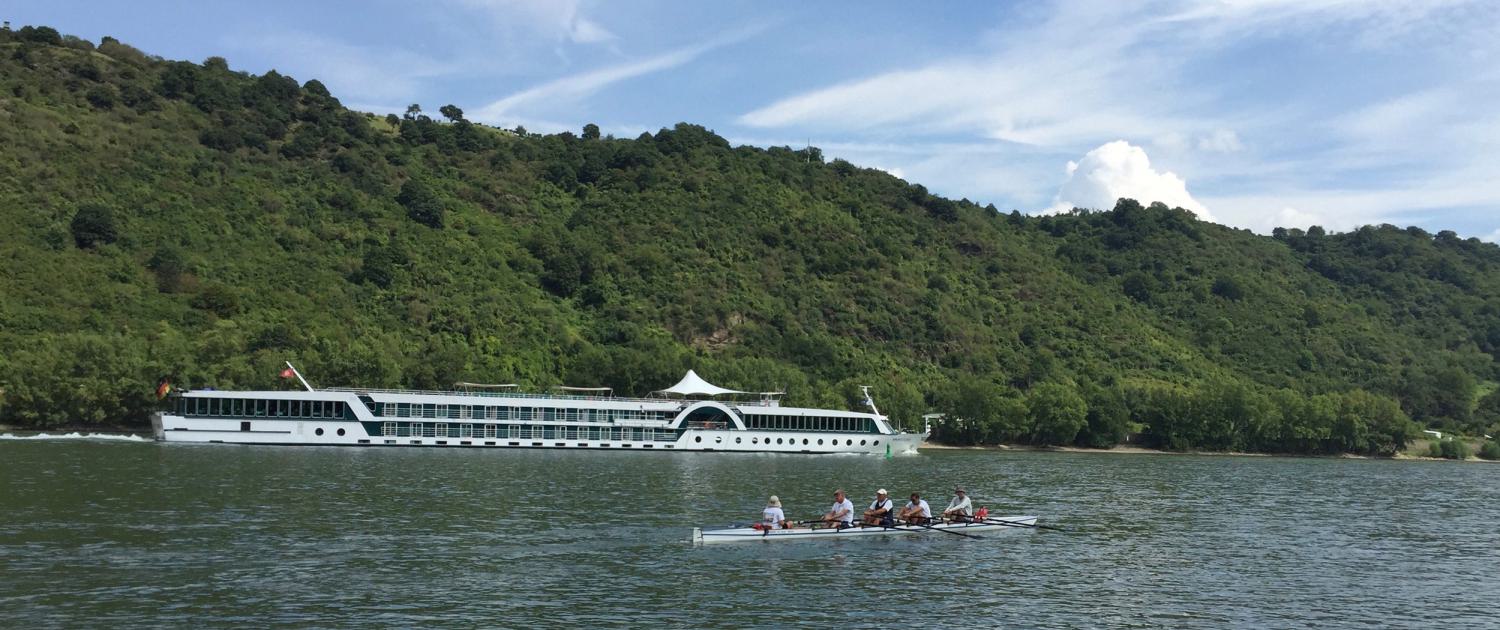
[{"xmin": 8, "ymin": 0, "xmax": 1500, "ymax": 239}]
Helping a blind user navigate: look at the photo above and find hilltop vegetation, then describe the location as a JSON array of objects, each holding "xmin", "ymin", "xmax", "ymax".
[{"xmin": 2, "ymin": 25, "xmax": 1499, "ymax": 457}]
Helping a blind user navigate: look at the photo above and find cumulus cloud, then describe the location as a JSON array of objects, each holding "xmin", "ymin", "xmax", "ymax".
[{"xmin": 1043, "ymin": 141, "xmax": 1214, "ymax": 221}]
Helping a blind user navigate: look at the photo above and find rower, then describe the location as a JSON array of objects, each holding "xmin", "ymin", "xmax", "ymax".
[
  {"xmin": 943, "ymin": 487, "xmax": 973, "ymax": 522},
  {"xmin": 757, "ymin": 495, "xmax": 789, "ymax": 530},
  {"xmin": 823, "ymin": 489, "xmax": 855, "ymax": 529},
  {"xmin": 862, "ymin": 489, "xmax": 894, "ymax": 527},
  {"xmin": 898, "ymin": 492, "xmax": 932, "ymax": 525}
]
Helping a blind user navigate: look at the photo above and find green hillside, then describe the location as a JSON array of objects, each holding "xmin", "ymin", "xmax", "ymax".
[{"xmin": 3, "ymin": 25, "xmax": 1499, "ymax": 456}]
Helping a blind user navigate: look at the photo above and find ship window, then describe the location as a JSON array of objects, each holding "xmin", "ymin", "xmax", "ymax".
[
  {"xmin": 315, "ymin": 428, "xmax": 324, "ymax": 436},
  {"xmin": 818, "ymin": 439, "xmax": 824, "ymax": 445},
  {"xmin": 252, "ymin": 400, "xmax": 264, "ymax": 416},
  {"xmin": 543, "ymin": 408, "xmax": 557, "ymax": 422},
  {"xmin": 233, "ymin": 399, "xmax": 244, "ymax": 416},
  {"xmin": 498, "ymin": 407, "xmax": 510, "ymax": 421},
  {"xmin": 334, "ymin": 402, "xmax": 344, "ymax": 419},
  {"xmin": 337, "ymin": 428, "xmax": 346, "ymax": 436}
]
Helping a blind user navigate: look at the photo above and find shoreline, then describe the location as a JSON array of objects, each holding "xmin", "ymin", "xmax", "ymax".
[{"xmin": 919, "ymin": 441, "xmax": 1495, "ymax": 463}]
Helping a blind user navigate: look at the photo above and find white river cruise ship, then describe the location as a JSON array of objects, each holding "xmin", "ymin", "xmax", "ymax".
[{"xmin": 153, "ymin": 368, "xmax": 925, "ymax": 455}]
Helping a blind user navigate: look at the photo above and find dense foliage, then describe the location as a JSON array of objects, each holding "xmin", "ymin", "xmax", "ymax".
[{"xmin": 3, "ymin": 26, "xmax": 1499, "ymax": 457}]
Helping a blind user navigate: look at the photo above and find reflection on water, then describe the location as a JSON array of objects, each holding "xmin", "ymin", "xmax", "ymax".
[{"xmin": 1, "ymin": 442, "xmax": 1497, "ymax": 628}]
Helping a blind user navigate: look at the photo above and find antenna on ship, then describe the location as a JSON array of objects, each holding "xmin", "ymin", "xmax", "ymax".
[{"xmin": 284, "ymin": 361, "xmax": 315, "ymax": 392}]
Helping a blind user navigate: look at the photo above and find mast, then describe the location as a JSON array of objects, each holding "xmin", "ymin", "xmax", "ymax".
[{"xmin": 285, "ymin": 361, "xmax": 314, "ymax": 392}]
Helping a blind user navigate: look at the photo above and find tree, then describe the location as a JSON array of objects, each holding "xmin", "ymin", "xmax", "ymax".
[
  {"xmin": 582, "ymin": 123, "xmax": 601, "ymax": 140},
  {"xmin": 404, "ymin": 103, "xmax": 423, "ymax": 121},
  {"xmin": 396, "ymin": 179, "xmax": 444, "ymax": 228},
  {"xmin": 438, "ymin": 104, "xmax": 464, "ymax": 122},
  {"xmin": 70, "ymin": 204, "xmax": 118, "ymax": 248},
  {"xmin": 1027, "ymin": 382, "xmax": 1087, "ymax": 445}
]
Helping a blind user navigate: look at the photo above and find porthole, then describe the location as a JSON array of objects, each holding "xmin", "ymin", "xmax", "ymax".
[
  {"xmin": 802, "ymin": 438, "xmax": 809, "ymax": 445},
  {"xmin": 847, "ymin": 439, "xmax": 853, "ymax": 446},
  {"xmin": 715, "ymin": 436, "xmax": 722, "ymax": 444},
  {"xmin": 315, "ymin": 428, "xmax": 324, "ymax": 436},
  {"xmin": 817, "ymin": 439, "xmax": 824, "ymax": 445},
  {"xmin": 777, "ymin": 438, "xmax": 783, "ymax": 445},
  {"xmin": 860, "ymin": 439, "xmax": 867, "ymax": 446},
  {"xmin": 695, "ymin": 436, "xmax": 702, "ymax": 443},
  {"xmin": 736, "ymin": 437, "xmax": 742, "ymax": 444},
  {"xmin": 874, "ymin": 440, "xmax": 881, "ymax": 446},
  {"xmin": 751, "ymin": 437, "xmax": 758, "ymax": 444},
  {"xmin": 337, "ymin": 428, "xmax": 346, "ymax": 436}
]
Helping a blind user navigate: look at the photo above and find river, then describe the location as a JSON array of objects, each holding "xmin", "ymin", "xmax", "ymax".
[{"xmin": 1, "ymin": 436, "xmax": 1497, "ymax": 628}]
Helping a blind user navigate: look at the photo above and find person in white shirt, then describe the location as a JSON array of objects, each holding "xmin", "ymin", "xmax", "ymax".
[
  {"xmin": 898, "ymin": 492, "xmax": 932, "ymax": 525},
  {"xmin": 759, "ymin": 495, "xmax": 788, "ymax": 530},
  {"xmin": 863, "ymin": 489, "xmax": 894, "ymax": 527},
  {"xmin": 822, "ymin": 489, "xmax": 855, "ymax": 529},
  {"xmin": 943, "ymin": 487, "xmax": 973, "ymax": 522}
]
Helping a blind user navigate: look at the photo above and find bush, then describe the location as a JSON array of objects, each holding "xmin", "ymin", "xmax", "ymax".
[
  {"xmin": 1439, "ymin": 439, "xmax": 1470, "ymax": 460},
  {"xmin": 70, "ymin": 204, "xmax": 118, "ymax": 248},
  {"xmin": 1479, "ymin": 441, "xmax": 1500, "ymax": 461},
  {"xmin": 396, "ymin": 179, "xmax": 444, "ymax": 228},
  {"xmin": 1426, "ymin": 441, "xmax": 1442, "ymax": 458}
]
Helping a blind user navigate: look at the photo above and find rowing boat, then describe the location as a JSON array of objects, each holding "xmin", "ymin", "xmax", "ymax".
[{"xmin": 692, "ymin": 515, "xmax": 1039, "ymax": 544}]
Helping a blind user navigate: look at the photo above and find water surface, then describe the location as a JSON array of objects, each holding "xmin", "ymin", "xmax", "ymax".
[{"xmin": 2, "ymin": 438, "xmax": 1497, "ymax": 628}]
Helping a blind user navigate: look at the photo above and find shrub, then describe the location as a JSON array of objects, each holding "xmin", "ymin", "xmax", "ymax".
[
  {"xmin": 70, "ymin": 204, "xmax": 118, "ymax": 248},
  {"xmin": 1479, "ymin": 441, "xmax": 1500, "ymax": 461},
  {"xmin": 1439, "ymin": 439, "xmax": 1470, "ymax": 460},
  {"xmin": 396, "ymin": 179, "xmax": 444, "ymax": 228},
  {"xmin": 1426, "ymin": 441, "xmax": 1442, "ymax": 458}
]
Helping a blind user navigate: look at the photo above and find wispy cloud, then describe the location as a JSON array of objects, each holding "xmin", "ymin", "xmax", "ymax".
[
  {"xmin": 451, "ymin": 0, "xmax": 616, "ymax": 44},
  {"xmin": 473, "ymin": 25, "xmax": 763, "ymax": 124},
  {"xmin": 226, "ymin": 32, "xmax": 453, "ymax": 103}
]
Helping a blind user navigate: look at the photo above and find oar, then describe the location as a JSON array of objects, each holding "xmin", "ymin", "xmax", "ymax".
[
  {"xmin": 896, "ymin": 519, "xmax": 984, "ymax": 540},
  {"xmin": 977, "ymin": 517, "xmax": 1065, "ymax": 532}
]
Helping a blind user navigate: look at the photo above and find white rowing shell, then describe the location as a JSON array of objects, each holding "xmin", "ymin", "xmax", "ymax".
[{"xmin": 692, "ymin": 515, "xmax": 1039, "ymax": 544}]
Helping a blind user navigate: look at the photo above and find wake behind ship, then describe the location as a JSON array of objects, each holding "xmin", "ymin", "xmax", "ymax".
[{"xmin": 154, "ymin": 368, "xmax": 924, "ymax": 455}]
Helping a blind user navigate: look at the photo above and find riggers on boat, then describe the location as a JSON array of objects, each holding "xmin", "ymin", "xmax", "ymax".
[
  {"xmin": 154, "ymin": 366, "xmax": 927, "ymax": 455},
  {"xmin": 692, "ymin": 516, "xmax": 1041, "ymax": 544}
]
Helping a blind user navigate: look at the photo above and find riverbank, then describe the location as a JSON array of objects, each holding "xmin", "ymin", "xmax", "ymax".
[{"xmin": 920, "ymin": 441, "xmax": 1497, "ymax": 463}]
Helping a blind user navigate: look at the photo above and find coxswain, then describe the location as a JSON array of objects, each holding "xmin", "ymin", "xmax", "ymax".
[
  {"xmin": 822, "ymin": 489, "xmax": 855, "ymax": 529},
  {"xmin": 898, "ymin": 492, "xmax": 932, "ymax": 525},
  {"xmin": 943, "ymin": 487, "xmax": 973, "ymax": 522},
  {"xmin": 862, "ymin": 489, "xmax": 894, "ymax": 527}
]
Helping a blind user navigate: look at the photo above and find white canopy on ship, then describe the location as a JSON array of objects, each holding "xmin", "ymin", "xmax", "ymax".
[{"xmin": 655, "ymin": 370, "xmax": 746, "ymax": 397}]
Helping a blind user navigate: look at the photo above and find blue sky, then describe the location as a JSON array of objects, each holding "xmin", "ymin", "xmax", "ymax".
[{"xmin": 9, "ymin": 0, "xmax": 1500, "ymax": 239}]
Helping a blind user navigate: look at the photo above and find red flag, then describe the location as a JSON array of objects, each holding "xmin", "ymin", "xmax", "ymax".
[{"xmin": 279, "ymin": 368, "xmax": 295, "ymax": 379}]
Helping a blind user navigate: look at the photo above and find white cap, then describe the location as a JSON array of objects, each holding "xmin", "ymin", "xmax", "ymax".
[
  {"xmin": 876, "ymin": 488, "xmax": 887, "ymax": 495},
  {"xmin": 768, "ymin": 495, "xmax": 781, "ymax": 507}
]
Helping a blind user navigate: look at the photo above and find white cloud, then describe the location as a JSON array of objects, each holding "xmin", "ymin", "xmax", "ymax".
[
  {"xmin": 1043, "ymin": 141, "xmax": 1214, "ymax": 221},
  {"xmin": 1483, "ymin": 229, "xmax": 1500, "ymax": 243}
]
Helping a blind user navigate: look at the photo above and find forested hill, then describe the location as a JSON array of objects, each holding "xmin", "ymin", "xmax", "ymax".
[{"xmin": 3, "ymin": 25, "xmax": 1500, "ymax": 457}]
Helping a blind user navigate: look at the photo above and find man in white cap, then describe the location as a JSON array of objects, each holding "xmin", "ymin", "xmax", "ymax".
[
  {"xmin": 862, "ymin": 489, "xmax": 894, "ymax": 527},
  {"xmin": 759, "ymin": 495, "xmax": 788, "ymax": 530},
  {"xmin": 943, "ymin": 487, "xmax": 973, "ymax": 522}
]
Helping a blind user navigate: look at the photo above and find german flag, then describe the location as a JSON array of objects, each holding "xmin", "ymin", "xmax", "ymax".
[{"xmin": 155, "ymin": 377, "xmax": 172, "ymax": 400}]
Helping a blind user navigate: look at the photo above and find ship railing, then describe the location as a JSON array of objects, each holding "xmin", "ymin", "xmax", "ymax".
[{"xmin": 324, "ymin": 386, "xmax": 784, "ymax": 407}]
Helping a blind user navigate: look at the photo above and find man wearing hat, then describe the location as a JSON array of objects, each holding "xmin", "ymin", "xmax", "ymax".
[
  {"xmin": 943, "ymin": 487, "xmax": 973, "ymax": 522},
  {"xmin": 862, "ymin": 489, "xmax": 894, "ymax": 527},
  {"xmin": 759, "ymin": 495, "xmax": 789, "ymax": 530}
]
